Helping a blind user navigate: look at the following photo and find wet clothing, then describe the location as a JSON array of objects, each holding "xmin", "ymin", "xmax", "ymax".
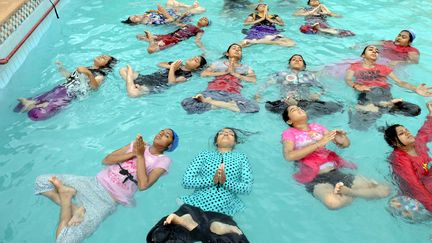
[
  {"xmin": 281, "ymin": 123, "xmax": 357, "ymax": 183},
  {"xmin": 35, "ymin": 175, "xmax": 117, "ymax": 243},
  {"xmin": 381, "ymin": 40, "xmax": 419, "ymax": 62},
  {"xmin": 305, "ymin": 169, "xmax": 355, "ymax": 193},
  {"xmin": 13, "ymin": 68, "xmax": 107, "ymax": 121},
  {"xmin": 299, "ymin": 6, "xmax": 354, "ymax": 37},
  {"xmin": 390, "ymin": 116, "xmax": 432, "ymax": 211},
  {"xmin": 181, "ymin": 61, "xmax": 258, "ymax": 114},
  {"xmin": 387, "ymin": 196, "xmax": 432, "ymax": 223},
  {"xmin": 146, "ymin": 204, "xmax": 250, "ymax": 243},
  {"xmin": 143, "ymin": 9, "xmax": 190, "ymax": 25},
  {"xmin": 349, "ymin": 62, "xmax": 393, "ymax": 88},
  {"xmin": 133, "ymin": 65, "xmax": 193, "ymax": 93},
  {"xmin": 96, "ymin": 142, "xmax": 171, "ymax": 206},
  {"xmin": 155, "ymin": 24, "xmax": 204, "ymax": 50},
  {"xmin": 265, "ymin": 69, "xmax": 343, "ymax": 116},
  {"xmin": 180, "ymin": 151, "xmax": 253, "ymax": 216},
  {"xmin": 244, "ymin": 13, "xmax": 281, "ymax": 40}
]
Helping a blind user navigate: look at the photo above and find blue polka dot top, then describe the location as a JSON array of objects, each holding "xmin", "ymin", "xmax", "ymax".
[{"xmin": 180, "ymin": 150, "xmax": 253, "ymax": 216}]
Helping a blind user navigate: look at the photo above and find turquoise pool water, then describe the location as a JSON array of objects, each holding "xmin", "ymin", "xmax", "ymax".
[{"xmin": 1, "ymin": 0, "xmax": 432, "ymax": 242}]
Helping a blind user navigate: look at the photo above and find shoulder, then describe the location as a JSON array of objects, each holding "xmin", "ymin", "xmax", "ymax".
[
  {"xmin": 281, "ymin": 128, "xmax": 296, "ymax": 141},
  {"xmin": 349, "ymin": 62, "xmax": 362, "ymax": 70},
  {"xmin": 310, "ymin": 123, "xmax": 327, "ymax": 131}
]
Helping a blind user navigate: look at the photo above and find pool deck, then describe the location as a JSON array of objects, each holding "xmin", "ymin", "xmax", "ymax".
[{"xmin": 0, "ymin": 0, "xmax": 27, "ymax": 25}]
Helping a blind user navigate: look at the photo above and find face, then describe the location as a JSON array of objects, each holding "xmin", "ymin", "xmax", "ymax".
[
  {"xmin": 287, "ymin": 105, "xmax": 307, "ymax": 125},
  {"xmin": 94, "ymin": 55, "xmax": 112, "ymax": 67},
  {"xmin": 309, "ymin": 0, "xmax": 320, "ymax": 7},
  {"xmin": 226, "ymin": 44, "xmax": 242, "ymax": 59},
  {"xmin": 198, "ymin": 17, "xmax": 209, "ymax": 27},
  {"xmin": 289, "ymin": 55, "xmax": 305, "ymax": 71},
  {"xmin": 216, "ymin": 128, "xmax": 236, "ymax": 149},
  {"xmin": 130, "ymin": 15, "xmax": 143, "ymax": 23},
  {"xmin": 185, "ymin": 56, "xmax": 202, "ymax": 70},
  {"xmin": 362, "ymin": 45, "xmax": 379, "ymax": 61},
  {"xmin": 153, "ymin": 129, "xmax": 174, "ymax": 149},
  {"xmin": 395, "ymin": 126, "xmax": 415, "ymax": 147},
  {"xmin": 394, "ymin": 31, "xmax": 411, "ymax": 47},
  {"xmin": 256, "ymin": 4, "xmax": 267, "ymax": 12}
]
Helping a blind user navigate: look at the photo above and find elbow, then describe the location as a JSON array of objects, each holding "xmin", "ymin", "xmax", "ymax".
[
  {"xmin": 138, "ymin": 182, "xmax": 150, "ymax": 191},
  {"xmin": 284, "ymin": 153, "xmax": 296, "ymax": 161},
  {"xmin": 102, "ymin": 157, "xmax": 110, "ymax": 165}
]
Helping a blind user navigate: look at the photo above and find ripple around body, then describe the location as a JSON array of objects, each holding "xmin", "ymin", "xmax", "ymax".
[{"xmin": 1, "ymin": 0, "xmax": 432, "ymax": 242}]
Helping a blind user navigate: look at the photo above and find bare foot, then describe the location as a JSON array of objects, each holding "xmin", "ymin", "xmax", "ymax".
[
  {"xmin": 239, "ymin": 40, "xmax": 253, "ymax": 47},
  {"xmin": 356, "ymin": 103, "xmax": 379, "ymax": 112},
  {"xmin": 210, "ymin": 221, "xmax": 243, "ymax": 235},
  {"xmin": 334, "ymin": 182, "xmax": 344, "ymax": 195},
  {"xmin": 68, "ymin": 207, "xmax": 86, "ymax": 226},
  {"xmin": 35, "ymin": 102, "xmax": 49, "ymax": 108},
  {"xmin": 17, "ymin": 98, "xmax": 37, "ymax": 112},
  {"xmin": 49, "ymin": 177, "xmax": 76, "ymax": 198},
  {"xmin": 389, "ymin": 198, "xmax": 401, "ymax": 209},
  {"xmin": 164, "ymin": 214, "xmax": 198, "ymax": 231}
]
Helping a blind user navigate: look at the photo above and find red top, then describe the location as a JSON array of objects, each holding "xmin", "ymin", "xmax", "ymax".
[
  {"xmin": 207, "ymin": 74, "xmax": 243, "ymax": 94},
  {"xmin": 349, "ymin": 62, "xmax": 393, "ymax": 88},
  {"xmin": 390, "ymin": 116, "xmax": 432, "ymax": 211},
  {"xmin": 381, "ymin": 40, "xmax": 420, "ymax": 61}
]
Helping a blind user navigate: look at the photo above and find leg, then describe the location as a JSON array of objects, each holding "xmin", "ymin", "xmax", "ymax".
[
  {"xmin": 313, "ymin": 183, "xmax": 354, "ymax": 210},
  {"xmin": 340, "ymin": 175, "xmax": 391, "ymax": 199},
  {"xmin": 49, "ymin": 176, "xmax": 76, "ymax": 238},
  {"xmin": 156, "ymin": 4, "xmax": 174, "ymax": 22},
  {"xmin": 164, "ymin": 213, "xmax": 198, "ymax": 231},
  {"xmin": 389, "ymin": 101, "xmax": 421, "ymax": 117},
  {"xmin": 124, "ymin": 65, "xmax": 148, "ymax": 97},
  {"xmin": 193, "ymin": 94, "xmax": 241, "ymax": 112},
  {"xmin": 209, "ymin": 221, "xmax": 243, "ymax": 235}
]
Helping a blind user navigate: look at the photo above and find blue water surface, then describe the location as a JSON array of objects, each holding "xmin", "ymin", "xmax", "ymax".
[{"xmin": 0, "ymin": 0, "xmax": 432, "ymax": 242}]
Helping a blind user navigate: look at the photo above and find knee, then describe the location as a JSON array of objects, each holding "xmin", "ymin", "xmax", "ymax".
[
  {"xmin": 28, "ymin": 108, "xmax": 49, "ymax": 121},
  {"xmin": 376, "ymin": 185, "xmax": 391, "ymax": 198},
  {"xmin": 323, "ymin": 195, "xmax": 344, "ymax": 210},
  {"xmin": 147, "ymin": 47, "xmax": 157, "ymax": 54},
  {"xmin": 119, "ymin": 67, "xmax": 127, "ymax": 76}
]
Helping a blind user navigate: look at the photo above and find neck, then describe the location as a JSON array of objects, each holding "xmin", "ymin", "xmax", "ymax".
[
  {"xmin": 293, "ymin": 121, "xmax": 310, "ymax": 131},
  {"xmin": 290, "ymin": 68, "xmax": 301, "ymax": 73},
  {"xmin": 149, "ymin": 145, "xmax": 164, "ymax": 155},
  {"xmin": 362, "ymin": 59, "xmax": 375, "ymax": 67},
  {"xmin": 181, "ymin": 65, "xmax": 191, "ymax": 71},
  {"xmin": 228, "ymin": 57, "xmax": 240, "ymax": 64},
  {"xmin": 399, "ymin": 144, "xmax": 416, "ymax": 153},
  {"xmin": 217, "ymin": 147, "xmax": 232, "ymax": 153}
]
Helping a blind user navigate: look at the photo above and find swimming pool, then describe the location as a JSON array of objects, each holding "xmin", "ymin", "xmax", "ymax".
[{"xmin": 1, "ymin": 0, "xmax": 432, "ymax": 242}]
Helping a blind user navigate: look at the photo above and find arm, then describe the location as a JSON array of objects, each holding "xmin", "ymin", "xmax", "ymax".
[
  {"xmin": 391, "ymin": 155, "xmax": 432, "ymax": 211},
  {"xmin": 157, "ymin": 62, "xmax": 172, "ymax": 69},
  {"xmin": 231, "ymin": 68, "xmax": 256, "ymax": 83},
  {"xmin": 102, "ymin": 144, "xmax": 135, "ymax": 165},
  {"xmin": 407, "ymin": 52, "xmax": 419, "ymax": 64},
  {"xmin": 194, "ymin": 32, "xmax": 206, "ymax": 53},
  {"xmin": 55, "ymin": 61, "xmax": 72, "ymax": 78},
  {"xmin": 388, "ymin": 72, "xmax": 432, "ymax": 97},
  {"xmin": 182, "ymin": 152, "xmax": 214, "ymax": 189},
  {"xmin": 292, "ymin": 6, "xmax": 320, "ymax": 16},
  {"xmin": 167, "ymin": 60, "xmax": 187, "ymax": 83},
  {"xmin": 244, "ymin": 15, "xmax": 264, "ymax": 26},
  {"xmin": 201, "ymin": 64, "xmax": 228, "ymax": 77},
  {"xmin": 345, "ymin": 68, "xmax": 370, "ymax": 92},
  {"xmin": 283, "ymin": 130, "xmax": 336, "ymax": 161},
  {"xmin": 416, "ymin": 103, "xmax": 432, "ymax": 144},
  {"xmin": 266, "ymin": 15, "xmax": 284, "ymax": 26},
  {"xmin": 76, "ymin": 67, "xmax": 102, "ymax": 90},
  {"xmin": 223, "ymin": 154, "xmax": 253, "ymax": 194}
]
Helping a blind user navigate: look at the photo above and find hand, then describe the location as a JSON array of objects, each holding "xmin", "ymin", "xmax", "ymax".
[
  {"xmin": 415, "ymin": 83, "xmax": 432, "ymax": 97},
  {"xmin": 427, "ymin": 102, "xmax": 432, "ymax": 115},
  {"xmin": 316, "ymin": 130, "xmax": 337, "ymax": 148},
  {"xmin": 333, "ymin": 130, "xmax": 349, "ymax": 148},
  {"xmin": 353, "ymin": 83, "xmax": 371, "ymax": 92},
  {"xmin": 170, "ymin": 60, "xmax": 183, "ymax": 71},
  {"xmin": 227, "ymin": 59, "xmax": 236, "ymax": 74},
  {"xmin": 213, "ymin": 164, "xmax": 226, "ymax": 185},
  {"xmin": 309, "ymin": 93, "xmax": 321, "ymax": 101},
  {"xmin": 133, "ymin": 134, "xmax": 146, "ymax": 156}
]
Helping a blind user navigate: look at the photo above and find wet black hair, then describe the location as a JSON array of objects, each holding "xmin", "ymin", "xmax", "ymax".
[
  {"xmin": 288, "ymin": 54, "xmax": 307, "ymax": 70},
  {"xmin": 96, "ymin": 56, "xmax": 117, "ymax": 75},
  {"xmin": 360, "ymin": 45, "xmax": 374, "ymax": 56},
  {"xmin": 223, "ymin": 43, "xmax": 242, "ymax": 59},
  {"xmin": 282, "ymin": 108, "xmax": 293, "ymax": 127},
  {"xmin": 400, "ymin": 30, "xmax": 414, "ymax": 43},
  {"xmin": 307, "ymin": 0, "xmax": 311, "ymax": 5},
  {"xmin": 121, "ymin": 17, "xmax": 139, "ymax": 26},
  {"xmin": 198, "ymin": 55, "xmax": 207, "ymax": 68},
  {"xmin": 384, "ymin": 124, "xmax": 404, "ymax": 148}
]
